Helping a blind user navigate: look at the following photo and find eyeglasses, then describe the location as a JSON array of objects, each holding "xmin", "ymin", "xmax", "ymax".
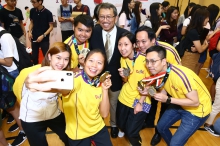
[
  {"xmin": 145, "ymin": 59, "xmax": 163, "ymax": 65},
  {"xmin": 99, "ymin": 15, "xmax": 115, "ymax": 21}
]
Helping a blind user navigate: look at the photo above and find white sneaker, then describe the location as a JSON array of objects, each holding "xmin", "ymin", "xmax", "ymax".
[{"xmin": 118, "ymin": 131, "xmax": 125, "ymax": 138}]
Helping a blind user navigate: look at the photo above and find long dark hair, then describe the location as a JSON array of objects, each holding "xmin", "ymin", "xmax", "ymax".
[
  {"xmin": 132, "ymin": 1, "xmax": 141, "ymax": 28},
  {"xmin": 150, "ymin": 2, "xmax": 161, "ymax": 32},
  {"xmin": 183, "ymin": 2, "xmax": 196, "ymax": 18},
  {"xmin": 119, "ymin": 0, "xmax": 133, "ymax": 20},
  {"xmin": 207, "ymin": 4, "xmax": 219, "ymax": 27},
  {"xmin": 166, "ymin": 6, "xmax": 178, "ymax": 29},
  {"xmin": 186, "ymin": 8, "xmax": 210, "ymax": 35}
]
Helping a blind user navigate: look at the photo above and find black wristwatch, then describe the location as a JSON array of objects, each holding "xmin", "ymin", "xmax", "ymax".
[{"xmin": 166, "ymin": 96, "xmax": 171, "ymax": 104}]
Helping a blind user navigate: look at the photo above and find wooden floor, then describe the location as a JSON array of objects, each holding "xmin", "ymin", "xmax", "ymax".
[{"xmin": 3, "ymin": 58, "xmax": 220, "ymax": 146}]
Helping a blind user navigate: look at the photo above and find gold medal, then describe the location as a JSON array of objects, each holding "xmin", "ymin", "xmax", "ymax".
[
  {"xmin": 138, "ymin": 81, "xmax": 144, "ymax": 91},
  {"xmin": 99, "ymin": 71, "xmax": 110, "ymax": 83},
  {"xmin": 148, "ymin": 86, "xmax": 156, "ymax": 96}
]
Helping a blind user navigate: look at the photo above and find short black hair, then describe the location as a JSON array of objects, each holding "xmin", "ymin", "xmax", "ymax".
[
  {"xmin": 25, "ymin": 6, "xmax": 29, "ymax": 10},
  {"xmin": 162, "ymin": 1, "xmax": 170, "ymax": 7},
  {"xmin": 119, "ymin": 31, "xmax": 136, "ymax": 44},
  {"xmin": 135, "ymin": 26, "xmax": 156, "ymax": 41},
  {"xmin": 74, "ymin": 14, "xmax": 94, "ymax": 28},
  {"xmin": 146, "ymin": 45, "xmax": 166, "ymax": 59}
]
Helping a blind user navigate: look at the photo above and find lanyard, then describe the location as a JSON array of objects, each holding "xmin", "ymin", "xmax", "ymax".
[
  {"xmin": 82, "ymin": 70, "xmax": 100, "ymax": 87},
  {"xmin": 125, "ymin": 51, "xmax": 138, "ymax": 69},
  {"xmin": 71, "ymin": 35, "xmax": 89, "ymax": 55},
  {"xmin": 142, "ymin": 63, "xmax": 171, "ymax": 90}
]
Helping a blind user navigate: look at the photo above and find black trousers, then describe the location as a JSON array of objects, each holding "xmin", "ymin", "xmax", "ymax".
[
  {"xmin": 116, "ymin": 101, "xmax": 147, "ymax": 146},
  {"xmin": 61, "ymin": 30, "xmax": 74, "ymax": 42},
  {"xmin": 145, "ymin": 97, "xmax": 169, "ymax": 133},
  {"xmin": 31, "ymin": 41, "xmax": 49, "ymax": 65},
  {"xmin": 21, "ymin": 112, "xmax": 69, "ymax": 146},
  {"xmin": 68, "ymin": 126, "xmax": 112, "ymax": 146}
]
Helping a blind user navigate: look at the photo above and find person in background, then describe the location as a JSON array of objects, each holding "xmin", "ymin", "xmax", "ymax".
[
  {"xmin": 28, "ymin": 0, "xmax": 53, "ymax": 65},
  {"xmin": 93, "ymin": 3, "xmax": 101, "ymax": 27},
  {"xmin": 130, "ymin": 1, "xmax": 142, "ymax": 34},
  {"xmin": 144, "ymin": 2, "xmax": 170, "ymax": 38},
  {"xmin": 181, "ymin": 8, "xmax": 209, "ymax": 73},
  {"xmin": 0, "ymin": 0, "xmax": 26, "ymax": 46},
  {"xmin": 177, "ymin": 2, "xmax": 196, "ymax": 27},
  {"xmin": 89, "ymin": 3, "xmax": 128, "ymax": 138},
  {"xmin": 118, "ymin": 0, "xmax": 135, "ymax": 31},
  {"xmin": 161, "ymin": 1, "xmax": 170, "ymax": 19},
  {"xmin": 0, "ymin": 26, "xmax": 27, "ymax": 146},
  {"xmin": 159, "ymin": 6, "xmax": 179, "ymax": 45},
  {"xmin": 58, "ymin": 0, "xmax": 74, "ymax": 42},
  {"xmin": 73, "ymin": 0, "xmax": 90, "ymax": 16},
  {"xmin": 181, "ymin": 4, "xmax": 201, "ymax": 36},
  {"xmin": 24, "ymin": 6, "xmax": 30, "ymax": 25},
  {"xmin": 213, "ymin": 118, "xmax": 220, "ymax": 135},
  {"xmin": 14, "ymin": 42, "xmax": 70, "ymax": 146}
]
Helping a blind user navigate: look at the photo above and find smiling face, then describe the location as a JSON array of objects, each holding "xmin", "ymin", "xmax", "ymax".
[
  {"xmin": 99, "ymin": 8, "xmax": 117, "ymax": 32},
  {"xmin": 74, "ymin": 22, "xmax": 92, "ymax": 44},
  {"xmin": 171, "ymin": 9, "xmax": 179, "ymax": 20},
  {"xmin": 128, "ymin": 0, "xmax": 135, "ymax": 10},
  {"xmin": 136, "ymin": 31, "xmax": 155, "ymax": 54},
  {"xmin": 48, "ymin": 51, "xmax": 70, "ymax": 71},
  {"xmin": 84, "ymin": 52, "xmax": 105, "ymax": 79},
  {"xmin": 118, "ymin": 36, "xmax": 134, "ymax": 59}
]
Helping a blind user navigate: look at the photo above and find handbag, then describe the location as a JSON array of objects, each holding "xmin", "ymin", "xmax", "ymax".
[{"xmin": 0, "ymin": 65, "xmax": 16, "ymax": 109}]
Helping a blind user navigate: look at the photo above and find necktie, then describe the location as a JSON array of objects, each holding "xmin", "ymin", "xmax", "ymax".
[{"xmin": 105, "ymin": 33, "xmax": 111, "ymax": 62}]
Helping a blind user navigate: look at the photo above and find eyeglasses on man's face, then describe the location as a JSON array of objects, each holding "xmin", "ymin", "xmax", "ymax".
[
  {"xmin": 99, "ymin": 15, "xmax": 115, "ymax": 21},
  {"xmin": 145, "ymin": 59, "xmax": 164, "ymax": 65}
]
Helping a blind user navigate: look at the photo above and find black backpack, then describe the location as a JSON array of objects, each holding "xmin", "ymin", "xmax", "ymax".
[{"xmin": 0, "ymin": 30, "xmax": 33, "ymax": 72}]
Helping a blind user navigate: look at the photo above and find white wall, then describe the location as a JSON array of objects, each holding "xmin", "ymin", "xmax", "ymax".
[{"xmin": 2, "ymin": 0, "xmax": 163, "ymax": 45}]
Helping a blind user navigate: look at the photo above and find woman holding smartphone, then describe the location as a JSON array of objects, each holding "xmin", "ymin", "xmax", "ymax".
[
  {"xmin": 116, "ymin": 32, "xmax": 151, "ymax": 146},
  {"xmin": 13, "ymin": 42, "xmax": 71, "ymax": 146},
  {"xmin": 23, "ymin": 49, "xmax": 113, "ymax": 146}
]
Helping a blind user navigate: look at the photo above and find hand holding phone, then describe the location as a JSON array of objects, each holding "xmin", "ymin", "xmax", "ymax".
[{"xmin": 38, "ymin": 70, "xmax": 74, "ymax": 90}]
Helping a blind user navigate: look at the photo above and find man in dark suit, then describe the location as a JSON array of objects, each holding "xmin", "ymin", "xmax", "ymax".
[{"xmin": 89, "ymin": 3, "xmax": 127, "ymax": 138}]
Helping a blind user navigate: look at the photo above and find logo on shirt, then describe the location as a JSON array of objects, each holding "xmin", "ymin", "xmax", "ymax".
[
  {"xmin": 171, "ymin": 85, "xmax": 179, "ymax": 91},
  {"xmin": 95, "ymin": 94, "xmax": 102, "ymax": 99},
  {"xmin": 136, "ymin": 70, "xmax": 144, "ymax": 74}
]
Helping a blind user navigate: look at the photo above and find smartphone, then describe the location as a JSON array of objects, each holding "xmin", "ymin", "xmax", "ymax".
[{"xmin": 38, "ymin": 70, "xmax": 74, "ymax": 90}]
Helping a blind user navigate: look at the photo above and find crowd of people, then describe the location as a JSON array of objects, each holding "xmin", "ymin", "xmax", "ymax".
[{"xmin": 0, "ymin": 0, "xmax": 220, "ymax": 146}]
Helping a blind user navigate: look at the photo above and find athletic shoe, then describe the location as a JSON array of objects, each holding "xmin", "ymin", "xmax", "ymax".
[
  {"xmin": 118, "ymin": 130, "xmax": 125, "ymax": 138},
  {"xmin": 204, "ymin": 124, "xmax": 220, "ymax": 137},
  {"xmin": 8, "ymin": 123, "xmax": 19, "ymax": 132},
  {"xmin": 11, "ymin": 131, "xmax": 27, "ymax": 146},
  {"xmin": 7, "ymin": 115, "xmax": 14, "ymax": 124}
]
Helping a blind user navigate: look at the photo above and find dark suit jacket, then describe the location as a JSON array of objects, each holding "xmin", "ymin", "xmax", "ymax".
[{"xmin": 89, "ymin": 25, "xmax": 128, "ymax": 91}]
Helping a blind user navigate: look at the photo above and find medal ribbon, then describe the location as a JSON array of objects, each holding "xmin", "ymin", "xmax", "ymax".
[
  {"xmin": 71, "ymin": 35, "xmax": 89, "ymax": 55},
  {"xmin": 142, "ymin": 63, "xmax": 171, "ymax": 90},
  {"xmin": 82, "ymin": 70, "xmax": 100, "ymax": 87},
  {"xmin": 125, "ymin": 51, "xmax": 139, "ymax": 71}
]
